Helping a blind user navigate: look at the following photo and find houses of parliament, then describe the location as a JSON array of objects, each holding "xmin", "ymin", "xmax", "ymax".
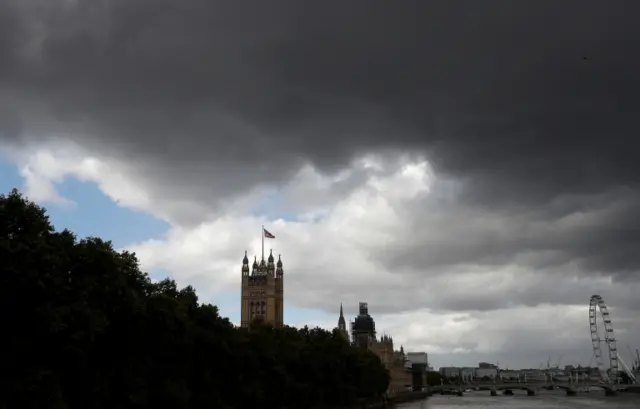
[
  {"xmin": 239, "ymin": 251, "xmax": 411, "ymax": 392},
  {"xmin": 239, "ymin": 249, "xmax": 284, "ymax": 328}
]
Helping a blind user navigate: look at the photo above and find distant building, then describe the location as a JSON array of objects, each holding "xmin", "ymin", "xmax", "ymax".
[
  {"xmin": 240, "ymin": 250, "xmax": 284, "ymax": 328},
  {"xmin": 563, "ymin": 365, "xmax": 600, "ymax": 380},
  {"xmin": 475, "ymin": 367, "xmax": 498, "ymax": 379},
  {"xmin": 519, "ymin": 369, "xmax": 546, "ymax": 382},
  {"xmin": 479, "ymin": 362, "xmax": 497, "ymax": 369},
  {"xmin": 404, "ymin": 352, "xmax": 429, "ymax": 391},
  {"xmin": 406, "ymin": 352, "xmax": 429, "ymax": 366},
  {"xmin": 440, "ymin": 367, "xmax": 460, "ymax": 378},
  {"xmin": 499, "ymin": 370, "xmax": 521, "ymax": 380},
  {"xmin": 459, "ymin": 367, "xmax": 475, "ymax": 381}
]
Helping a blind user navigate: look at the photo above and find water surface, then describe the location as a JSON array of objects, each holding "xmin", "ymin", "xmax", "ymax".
[{"xmin": 398, "ymin": 390, "xmax": 638, "ymax": 409}]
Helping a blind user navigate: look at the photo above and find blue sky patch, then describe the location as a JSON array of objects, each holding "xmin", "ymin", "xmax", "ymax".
[
  {"xmin": 0, "ymin": 161, "xmax": 23, "ymax": 195},
  {"xmin": 52, "ymin": 177, "xmax": 169, "ymax": 247},
  {"xmin": 0, "ymin": 160, "xmax": 169, "ymax": 249}
]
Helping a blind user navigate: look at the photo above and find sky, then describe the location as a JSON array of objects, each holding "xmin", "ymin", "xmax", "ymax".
[{"xmin": 1, "ymin": 0, "xmax": 640, "ymax": 370}]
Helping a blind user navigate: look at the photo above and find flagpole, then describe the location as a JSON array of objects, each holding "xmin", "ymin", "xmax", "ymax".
[{"xmin": 261, "ymin": 225, "xmax": 264, "ymax": 261}]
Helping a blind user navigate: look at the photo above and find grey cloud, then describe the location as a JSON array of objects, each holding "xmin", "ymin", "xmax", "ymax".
[
  {"xmin": 381, "ymin": 183, "xmax": 640, "ymax": 279},
  {"xmin": 1, "ymin": 1, "xmax": 638, "ymax": 200},
  {"xmin": 282, "ymin": 254, "xmax": 640, "ymax": 315}
]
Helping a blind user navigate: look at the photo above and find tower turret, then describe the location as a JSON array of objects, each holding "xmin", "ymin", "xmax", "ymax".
[
  {"xmin": 242, "ymin": 251, "xmax": 250, "ymax": 276},
  {"xmin": 259, "ymin": 257, "xmax": 267, "ymax": 275},
  {"xmin": 267, "ymin": 249, "xmax": 275, "ymax": 276},
  {"xmin": 276, "ymin": 254, "xmax": 283, "ymax": 279},
  {"xmin": 252, "ymin": 256, "xmax": 259, "ymax": 275}
]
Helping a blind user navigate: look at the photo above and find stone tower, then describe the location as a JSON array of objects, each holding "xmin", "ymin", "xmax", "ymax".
[
  {"xmin": 240, "ymin": 249, "xmax": 284, "ymax": 328},
  {"xmin": 351, "ymin": 301, "xmax": 376, "ymax": 348}
]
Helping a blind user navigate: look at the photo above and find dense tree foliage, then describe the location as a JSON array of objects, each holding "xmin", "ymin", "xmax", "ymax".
[{"xmin": 1, "ymin": 189, "xmax": 389, "ymax": 409}]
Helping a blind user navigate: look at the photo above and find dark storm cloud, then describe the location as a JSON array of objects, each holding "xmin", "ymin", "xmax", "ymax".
[
  {"xmin": 1, "ymin": 0, "xmax": 640, "ymax": 272},
  {"xmin": 381, "ymin": 184, "xmax": 640, "ymax": 278}
]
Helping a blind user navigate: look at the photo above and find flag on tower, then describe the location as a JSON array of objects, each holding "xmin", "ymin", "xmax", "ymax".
[{"xmin": 263, "ymin": 228, "xmax": 275, "ymax": 239}]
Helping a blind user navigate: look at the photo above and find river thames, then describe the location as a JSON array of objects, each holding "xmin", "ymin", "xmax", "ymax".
[{"xmin": 398, "ymin": 390, "xmax": 639, "ymax": 408}]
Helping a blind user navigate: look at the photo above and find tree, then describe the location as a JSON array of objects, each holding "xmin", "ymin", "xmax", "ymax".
[{"xmin": 0, "ymin": 189, "xmax": 389, "ymax": 409}]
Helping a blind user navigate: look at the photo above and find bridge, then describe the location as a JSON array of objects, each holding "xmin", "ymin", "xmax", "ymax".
[{"xmin": 429, "ymin": 381, "xmax": 640, "ymax": 397}]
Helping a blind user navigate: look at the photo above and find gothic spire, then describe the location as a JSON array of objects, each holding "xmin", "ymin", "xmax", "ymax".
[
  {"xmin": 338, "ymin": 303, "xmax": 346, "ymax": 329},
  {"xmin": 337, "ymin": 303, "xmax": 348, "ymax": 341}
]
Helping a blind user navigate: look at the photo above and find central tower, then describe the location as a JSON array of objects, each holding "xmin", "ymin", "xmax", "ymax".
[
  {"xmin": 240, "ymin": 249, "xmax": 284, "ymax": 328},
  {"xmin": 351, "ymin": 302, "xmax": 376, "ymax": 348}
]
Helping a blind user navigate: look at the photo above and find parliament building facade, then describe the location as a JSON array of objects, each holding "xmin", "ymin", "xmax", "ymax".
[
  {"xmin": 240, "ymin": 250, "xmax": 284, "ymax": 328},
  {"xmin": 338, "ymin": 302, "xmax": 413, "ymax": 393}
]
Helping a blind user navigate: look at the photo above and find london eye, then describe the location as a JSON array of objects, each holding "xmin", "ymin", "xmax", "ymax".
[
  {"xmin": 589, "ymin": 294, "xmax": 637, "ymax": 384},
  {"xmin": 589, "ymin": 294, "xmax": 618, "ymax": 383}
]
